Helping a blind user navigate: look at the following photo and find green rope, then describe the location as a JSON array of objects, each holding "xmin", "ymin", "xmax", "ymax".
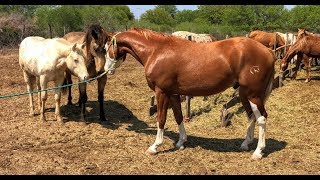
[{"xmin": 0, "ymin": 71, "xmax": 107, "ymax": 99}]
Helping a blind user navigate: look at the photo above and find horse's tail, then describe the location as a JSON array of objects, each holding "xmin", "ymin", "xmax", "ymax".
[{"xmin": 264, "ymin": 66, "xmax": 275, "ymax": 104}]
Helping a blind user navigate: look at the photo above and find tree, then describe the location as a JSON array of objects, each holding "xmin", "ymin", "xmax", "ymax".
[
  {"xmin": 155, "ymin": 5, "xmax": 177, "ymax": 18},
  {"xmin": 175, "ymin": 10, "xmax": 197, "ymax": 24},
  {"xmin": 140, "ymin": 7, "xmax": 175, "ymax": 28},
  {"xmin": 287, "ymin": 5, "xmax": 320, "ymax": 32}
]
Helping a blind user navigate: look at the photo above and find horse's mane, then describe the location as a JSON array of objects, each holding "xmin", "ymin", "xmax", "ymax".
[
  {"xmin": 84, "ymin": 24, "xmax": 106, "ymax": 62},
  {"xmin": 129, "ymin": 27, "xmax": 183, "ymax": 42}
]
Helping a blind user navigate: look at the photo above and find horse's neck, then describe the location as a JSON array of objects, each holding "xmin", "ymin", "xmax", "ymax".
[
  {"xmin": 55, "ymin": 41, "xmax": 72, "ymax": 59},
  {"xmin": 285, "ymin": 39, "xmax": 305, "ymax": 61},
  {"xmin": 120, "ymin": 33, "xmax": 156, "ymax": 66}
]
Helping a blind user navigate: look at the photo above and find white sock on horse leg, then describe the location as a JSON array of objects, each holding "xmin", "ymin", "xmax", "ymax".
[
  {"xmin": 240, "ymin": 115, "xmax": 256, "ymax": 151},
  {"xmin": 176, "ymin": 122, "xmax": 187, "ymax": 149},
  {"xmin": 249, "ymin": 100, "xmax": 266, "ymax": 160},
  {"xmin": 148, "ymin": 122, "xmax": 164, "ymax": 153}
]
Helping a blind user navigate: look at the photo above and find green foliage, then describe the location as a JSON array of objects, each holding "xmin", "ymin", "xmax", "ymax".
[
  {"xmin": 3, "ymin": 5, "xmax": 320, "ymax": 47},
  {"xmin": 287, "ymin": 5, "xmax": 320, "ymax": 32},
  {"xmin": 175, "ymin": 18, "xmax": 211, "ymax": 33},
  {"xmin": 140, "ymin": 8, "xmax": 175, "ymax": 27},
  {"xmin": 155, "ymin": 5, "xmax": 177, "ymax": 18},
  {"xmin": 0, "ymin": 5, "xmax": 38, "ymax": 17},
  {"xmin": 175, "ymin": 10, "xmax": 197, "ymax": 24}
]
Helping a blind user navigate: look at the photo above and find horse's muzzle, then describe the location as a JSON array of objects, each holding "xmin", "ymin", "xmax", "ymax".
[{"xmin": 108, "ymin": 70, "xmax": 115, "ymax": 75}]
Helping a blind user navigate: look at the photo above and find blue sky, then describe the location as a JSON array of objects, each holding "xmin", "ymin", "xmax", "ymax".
[{"xmin": 128, "ymin": 5, "xmax": 296, "ymax": 19}]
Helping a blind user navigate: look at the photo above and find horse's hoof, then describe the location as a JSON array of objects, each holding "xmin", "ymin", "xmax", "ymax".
[
  {"xmin": 99, "ymin": 116, "xmax": 108, "ymax": 122},
  {"xmin": 240, "ymin": 144, "xmax": 249, "ymax": 151},
  {"xmin": 176, "ymin": 145, "xmax": 185, "ymax": 150},
  {"xmin": 102, "ymin": 120, "xmax": 114, "ymax": 126},
  {"xmin": 145, "ymin": 148, "xmax": 157, "ymax": 155},
  {"xmin": 29, "ymin": 113, "xmax": 35, "ymax": 117},
  {"xmin": 40, "ymin": 116, "xmax": 46, "ymax": 122},
  {"xmin": 251, "ymin": 153, "xmax": 263, "ymax": 160},
  {"xmin": 184, "ymin": 117, "xmax": 191, "ymax": 123},
  {"xmin": 56, "ymin": 115, "xmax": 63, "ymax": 122},
  {"xmin": 305, "ymin": 79, "xmax": 310, "ymax": 83}
]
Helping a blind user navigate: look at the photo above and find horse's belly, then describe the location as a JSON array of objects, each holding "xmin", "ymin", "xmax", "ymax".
[{"xmin": 177, "ymin": 80, "xmax": 234, "ymax": 96}]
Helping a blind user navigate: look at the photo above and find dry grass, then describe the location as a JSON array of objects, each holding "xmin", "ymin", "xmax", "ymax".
[{"xmin": 0, "ymin": 48, "xmax": 319, "ymax": 175}]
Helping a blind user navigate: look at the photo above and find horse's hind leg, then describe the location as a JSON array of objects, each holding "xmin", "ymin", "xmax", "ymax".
[
  {"xmin": 97, "ymin": 75, "xmax": 108, "ymax": 122},
  {"xmin": 23, "ymin": 71, "xmax": 35, "ymax": 117},
  {"xmin": 39, "ymin": 75, "xmax": 48, "ymax": 122},
  {"xmin": 36, "ymin": 77, "xmax": 42, "ymax": 112},
  {"xmin": 146, "ymin": 87, "xmax": 169, "ymax": 155},
  {"xmin": 239, "ymin": 88, "xmax": 256, "ymax": 151},
  {"xmin": 248, "ymin": 97, "xmax": 267, "ymax": 160},
  {"xmin": 170, "ymin": 94, "xmax": 187, "ymax": 149}
]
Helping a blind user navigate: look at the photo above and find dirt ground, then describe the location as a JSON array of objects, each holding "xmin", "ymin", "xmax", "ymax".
[{"xmin": 0, "ymin": 48, "xmax": 319, "ymax": 175}]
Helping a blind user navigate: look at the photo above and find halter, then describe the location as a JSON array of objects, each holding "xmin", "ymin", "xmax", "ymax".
[{"xmin": 106, "ymin": 32, "xmax": 125, "ymax": 60}]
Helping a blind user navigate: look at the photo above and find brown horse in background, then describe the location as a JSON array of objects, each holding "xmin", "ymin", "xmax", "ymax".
[
  {"xmin": 104, "ymin": 28, "xmax": 275, "ymax": 160},
  {"xmin": 63, "ymin": 24, "xmax": 109, "ymax": 122},
  {"xmin": 281, "ymin": 28, "xmax": 320, "ymax": 82},
  {"xmin": 249, "ymin": 30, "xmax": 286, "ymax": 59}
]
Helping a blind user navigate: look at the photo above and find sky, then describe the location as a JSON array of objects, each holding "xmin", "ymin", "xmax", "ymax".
[{"xmin": 128, "ymin": 5, "xmax": 296, "ymax": 19}]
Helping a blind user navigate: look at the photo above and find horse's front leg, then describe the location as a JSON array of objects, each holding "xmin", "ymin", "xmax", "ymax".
[
  {"xmin": 170, "ymin": 94, "xmax": 187, "ymax": 149},
  {"xmin": 97, "ymin": 74, "xmax": 108, "ymax": 122},
  {"xmin": 79, "ymin": 83, "xmax": 87, "ymax": 122},
  {"xmin": 54, "ymin": 76, "xmax": 64, "ymax": 123},
  {"xmin": 145, "ymin": 87, "xmax": 170, "ymax": 155}
]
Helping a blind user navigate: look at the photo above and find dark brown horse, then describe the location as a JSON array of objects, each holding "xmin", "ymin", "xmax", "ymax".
[
  {"xmin": 281, "ymin": 28, "xmax": 320, "ymax": 82},
  {"xmin": 104, "ymin": 28, "xmax": 275, "ymax": 160},
  {"xmin": 63, "ymin": 24, "xmax": 109, "ymax": 122},
  {"xmin": 249, "ymin": 30, "xmax": 287, "ymax": 59}
]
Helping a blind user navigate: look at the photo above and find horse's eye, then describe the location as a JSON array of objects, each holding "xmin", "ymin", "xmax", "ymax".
[{"xmin": 74, "ymin": 59, "xmax": 79, "ymax": 63}]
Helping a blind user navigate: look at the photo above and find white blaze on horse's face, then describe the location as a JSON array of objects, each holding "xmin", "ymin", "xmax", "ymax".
[
  {"xmin": 104, "ymin": 42, "xmax": 124, "ymax": 75},
  {"xmin": 66, "ymin": 43, "xmax": 89, "ymax": 81}
]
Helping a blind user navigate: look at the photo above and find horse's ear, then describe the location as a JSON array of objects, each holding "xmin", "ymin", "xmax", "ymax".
[
  {"xmin": 72, "ymin": 43, "xmax": 77, "ymax": 51},
  {"xmin": 81, "ymin": 43, "xmax": 85, "ymax": 49},
  {"xmin": 105, "ymin": 32, "xmax": 113, "ymax": 41}
]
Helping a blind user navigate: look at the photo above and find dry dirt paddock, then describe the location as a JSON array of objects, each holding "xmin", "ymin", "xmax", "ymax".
[{"xmin": 0, "ymin": 48, "xmax": 319, "ymax": 175}]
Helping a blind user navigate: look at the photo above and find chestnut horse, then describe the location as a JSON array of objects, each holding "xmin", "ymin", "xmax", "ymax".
[
  {"xmin": 104, "ymin": 28, "xmax": 275, "ymax": 160},
  {"xmin": 249, "ymin": 30, "xmax": 286, "ymax": 59},
  {"xmin": 281, "ymin": 28, "xmax": 320, "ymax": 82},
  {"xmin": 63, "ymin": 24, "xmax": 109, "ymax": 122}
]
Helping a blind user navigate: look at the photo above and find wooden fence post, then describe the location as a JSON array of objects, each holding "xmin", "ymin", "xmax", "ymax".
[{"xmin": 185, "ymin": 35, "xmax": 193, "ymax": 122}]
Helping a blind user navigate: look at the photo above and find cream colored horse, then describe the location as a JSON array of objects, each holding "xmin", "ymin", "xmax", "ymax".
[
  {"xmin": 172, "ymin": 31, "xmax": 217, "ymax": 42},
  {"xmin": 19, "ymin": 36, "xmax": 89, "ymax": 123}
]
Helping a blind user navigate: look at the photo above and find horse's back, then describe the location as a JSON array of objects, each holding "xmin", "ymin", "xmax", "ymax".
[
  {"xmin": 63, "ymin": 32, "xmax": 85, "ymax": 43},
  {"xmin": 19, "ymin": 36, "xmax": 70, "ymax": 75}
]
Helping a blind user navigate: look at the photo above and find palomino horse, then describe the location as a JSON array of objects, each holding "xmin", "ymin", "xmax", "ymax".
[
  {"xmin": 281, "ymin": 28, "xmax": 320, "ymax": 82},
  {"xmin": 249, "ymin": 30, "xmax": 286, "ymax": 59},
  {"xmin": 63, "ymin": 24, "xmax": 109, "ymax": 122},
  {"xmin": 104, "ymin": 28, "xmax": 275, "ymax": 160},
  {"xmin": 19, "ymin": 36, "xmax": 89, "ymax": 123}
]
